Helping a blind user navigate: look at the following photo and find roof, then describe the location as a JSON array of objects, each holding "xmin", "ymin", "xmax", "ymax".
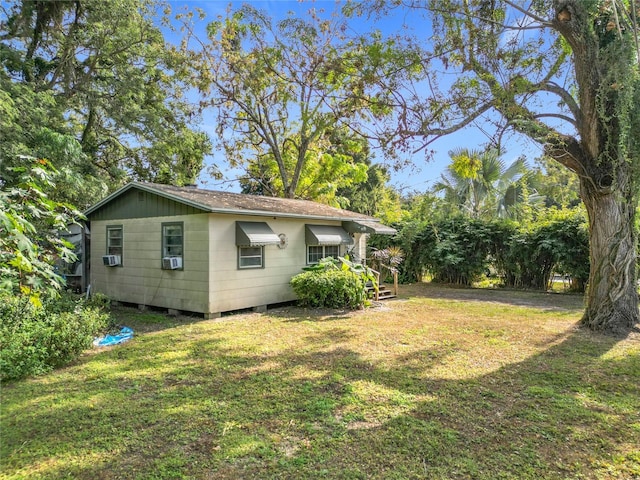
[{"xmin": 85, "ymin": 182, "xmax": 391, "ymax": 225}]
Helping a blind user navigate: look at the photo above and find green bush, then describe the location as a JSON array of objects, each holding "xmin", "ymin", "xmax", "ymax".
[
  {"xmin": 401, "ymin": 217, "xmax": 504, "ymax": 286},
  {"xmin": 498, "ymin": 209, "xmax": 589, "ymax": 291},
  {"xmin": 0, "ymin": 293, "xmax": 110, "ymax": 382},
  {"xmin": 290, "ymin": 269, "xmax": 367, "ymax": 309},
  {"xmin": 375, "ymin": 210, "xmax": 589, "ymax": 292}
]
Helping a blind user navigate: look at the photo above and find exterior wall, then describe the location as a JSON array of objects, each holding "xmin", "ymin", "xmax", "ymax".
[
  {"xmin": 90, "ymin": 211, "xmax": 361, "ymax": 315},
  {"xmin": 90, "ymin": 214, "xmax": 209, "ymax": 313},
  {"xmin": 207, "ymin": 214, "xmax": 350, "ymax": 314}
]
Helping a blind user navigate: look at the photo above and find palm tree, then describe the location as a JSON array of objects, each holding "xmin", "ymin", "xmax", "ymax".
[{"xmin": 434, "ymin": 148, "xmax": 538, "ymax": 219}]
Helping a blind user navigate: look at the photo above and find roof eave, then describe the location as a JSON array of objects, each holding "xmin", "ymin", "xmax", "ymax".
[
  {"xmin": 85, "ymin": 182, "xmax": 381, "ymax": 223},
  {"xmin": 210, "ymin": 207, "xmax": 370, "ymax": 222}
]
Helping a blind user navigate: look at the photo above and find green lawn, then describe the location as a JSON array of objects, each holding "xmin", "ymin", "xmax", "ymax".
[{"xmin": 2, "ymin": 284, "xmax": 639, "ymax": 479}]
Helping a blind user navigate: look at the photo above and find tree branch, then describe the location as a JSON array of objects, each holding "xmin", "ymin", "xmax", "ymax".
[
  {"xmin": 533, "ymin": 112, "xmax": 578, "ymax": 127},
  {"xmin": 418, "ymin": 101, "xmax": 494, "ymax": 138},
  {"xmin": 503, "ymin": 0, "xmax": 553, "ymax": 27},
  {"xmin": 540, "ymin": 81, "xmax": 581, "ymax": 123}
]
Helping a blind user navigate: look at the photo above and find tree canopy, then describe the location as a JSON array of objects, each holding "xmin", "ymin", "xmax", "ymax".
[
  {"xmin": 0, "ymin": 0, "xmax": 211, "ymax": 207},
  {"xmin": 181, "ymin": 4, "xmax": 411, "ymax": 200}
]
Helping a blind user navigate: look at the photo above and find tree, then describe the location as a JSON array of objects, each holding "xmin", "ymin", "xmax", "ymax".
[
  {"xmin": 185, "ymin": 4, "xmax": 396, "ymax": 199},
  {"xmin": 0, "ymin": 0, "xmax": 211, "ymax": 206},
  {"xmin": 0, "ymin": 157, "xmax": 81, "ymax": 306},
  {"xmin": 326, "ymin": 127, "xmax": 402, "ymax": 220},
  {"xmin": 238, "ymin": 127, "xmax": 369, "ymax": 206},
  {"xmin": 336, "ymin": 162, "xmax": 403, "ymax": 223},
  {"xmin": 366, "ymin": 0, "xmax": 639, "ymax": 334},
  {"xmin": 434, "ymin": 148, "xmax": 534, "ymax": 219}
]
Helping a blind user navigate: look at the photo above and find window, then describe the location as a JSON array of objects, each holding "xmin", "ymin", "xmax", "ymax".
[
  {"xmin": 307, "ymin": 245, "xmax": 340, "ymax": 264},
  {"xmin": 307, "ymin": 246, "xmax": 324, "ymax": 264},
  {"xmin": 107, "ymin": 225, "xmax": 123, "ymax": 264},
  {"xmin": 162, "ymin": 222, "xmax": 183, "ymax": 268},
  {"xmin": 238, "ymin": 246, "xmax": 264, "ymax": 269},
  {"xmin": 325, "ymin": 245, "xmax": 340, "ymax": 259},
  {"xmin": 304, "ymin": 225, "xmax": 351, "ymax": 264}
]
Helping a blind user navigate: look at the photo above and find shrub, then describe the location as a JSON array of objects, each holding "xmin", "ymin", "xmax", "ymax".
[
  {"xmin": 291, "ymin": 269, "xmax": 367, "ymax": 309},
  {"xmin": 416, "ymin": 217, "xmax": 503, "ymax": 285},
  {"xmin": 377, "ymin": 211, "xmax": 589, "ymax": 292},
  {"xmin": 0, "ymin": 293, "xmax": 110, "ymax": 382},
  {"xmin": 499, "ymin": 209, "xmax": 589, "ymax": 291}
]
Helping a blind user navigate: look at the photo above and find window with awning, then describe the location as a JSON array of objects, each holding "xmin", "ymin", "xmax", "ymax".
[
  {"xmin": 305, "ymin": 225, "xmax": 353, "ymax": 246},
  {"xmin": 235, "ymin": 221, "xmax": 280, "ymax": 246}
]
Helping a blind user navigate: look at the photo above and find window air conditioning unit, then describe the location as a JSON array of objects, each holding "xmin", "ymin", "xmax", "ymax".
[
  {"xmin": 162, "ymin": 256, "xmax": 182, "ymax": 270},
  {"xmin": 102, "ymin": 255, "xmax": 121, "ymax": 266}
]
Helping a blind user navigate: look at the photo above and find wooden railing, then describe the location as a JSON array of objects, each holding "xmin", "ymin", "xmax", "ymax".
[
  {"xmin": 370, "ymin": 268, "xmax": 381, "ymax": 301},
  {"xmin": 369, "ymin": 267, "xmax": 398, "ymax": 301}
]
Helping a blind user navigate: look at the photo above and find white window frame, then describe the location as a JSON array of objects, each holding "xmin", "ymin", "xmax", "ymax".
[
  {"xmin": 162, "ymin": 222, "xmax": 184, "ymax": 270},
  {"xmin": 307, "ymin": 245, "xmax": 340, "ymax": 264},
  {"xmin": 238, "ymin": 246, "xmax": 264, "ymax": 269},
  {"xmin": 106, "ymin": 225, "xmax": 123, "ymax": 265}
]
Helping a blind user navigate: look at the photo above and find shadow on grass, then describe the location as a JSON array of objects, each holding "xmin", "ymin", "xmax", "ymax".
[
  {"xmin": 2, "ymin": 296, "xmax": 638, "ymax": 479},
  {"xmin": 269, "ymin": 307, "xmax": 355, "ymax": 323}
]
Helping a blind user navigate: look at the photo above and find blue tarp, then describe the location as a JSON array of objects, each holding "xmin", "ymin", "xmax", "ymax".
[{"xmin": 93, "ymin": 327, "xmax": 134, "ymax": 347}]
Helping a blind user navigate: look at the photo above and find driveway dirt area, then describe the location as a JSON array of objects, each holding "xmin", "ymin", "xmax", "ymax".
[{"xmin": 397, "ymin": 282, "xmax": 585, "ymax": 311}]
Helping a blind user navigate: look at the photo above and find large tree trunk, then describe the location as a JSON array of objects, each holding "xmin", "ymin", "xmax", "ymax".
[
  {"xmin": 551, "ymin": 0, "xmax": 640, "ymax": 335},
  {"xmin": 580, "ymin": 174, "xmax": 639, "ymax": 335}
]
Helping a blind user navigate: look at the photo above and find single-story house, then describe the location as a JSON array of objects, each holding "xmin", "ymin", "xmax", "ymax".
[{"xmin": 85, "ymin": 182, "xmax": 396, "ymax": 318}]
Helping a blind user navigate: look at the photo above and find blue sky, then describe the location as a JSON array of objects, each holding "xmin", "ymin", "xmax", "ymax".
[{"xmin": 165, "ymin": 0, "xmax": 545, "ymax": 195}]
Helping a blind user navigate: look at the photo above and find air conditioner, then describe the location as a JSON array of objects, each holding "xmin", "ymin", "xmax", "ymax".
[
  {"xmin": 162, "ymin": 256, "xmax": 182, "ymax": 270},
  {"xmin": 102, "ymin": 255, "xmax": 121, "ymax": 266}
]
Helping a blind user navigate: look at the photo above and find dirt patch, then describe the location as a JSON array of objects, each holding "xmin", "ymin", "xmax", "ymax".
[{"xmin": 396, "ymin": 282, "xmax": 585, "ymax": 311}]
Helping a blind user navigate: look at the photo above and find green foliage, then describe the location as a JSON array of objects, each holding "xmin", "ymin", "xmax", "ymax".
[
  {"xmin": 336, "ymin": 162, "xmax": 402, "ymax": 224},
  {"xmin": 0, "ymin": 158, "xmax": 82, "ymax": 305},
  {"xmin": 1, "ymin": 0, "xmax": 211, "ymax": 204},
  {"xmin": 290, "ymin": 269, "xmax": 366, "ymax": 309},
  {"xmin": 378, "ymin": 210, "xmax": 589, "ymax": 292},
  {"xmin": 0, "ymin": 293, "xmax": 110, "ymax": 382},
  {"xmin": 239, "ymin": 141, "xmax": 369, "ymax": 206},
  {"xmin": 190, "ymin": 5, "xmax": 401, "ymax": 200},
  {"xmin": 368, "ymin": 219, "xmax": 425, "ymax": 283},
  {"xmin": 498, "ymin": 209, "xmax": 589, "ymax": 291},
  {"xmin": 531, "ymin": 156, "xmax": 581, "ymax": 209},
  {"xmin": 434, "ymin": 149, "xmax": 537, "ymax": 220},
  {"xmin": 418, "ymin": 217, "xmax": 503, "ymax": 286},
  {"xmin": 86, "ymin": 292, "xmax": 112, "ymax": 311},
  {"xmin": 292, "ymin": 256, "xmax": 375, "ymax": 309}
]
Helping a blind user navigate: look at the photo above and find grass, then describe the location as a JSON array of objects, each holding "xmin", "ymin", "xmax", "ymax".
[{"xmin": 1, "ymin": 283, "xmax": 639, "ymax": 480}]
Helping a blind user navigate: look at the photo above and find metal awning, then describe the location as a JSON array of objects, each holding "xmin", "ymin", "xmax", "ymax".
[
  {"xmin": 305, "ymin": 225, "xmax": 353, "ymax": 246},
  {"xmin": 236, "ymin": 221, "xmax": 280, "ymax": 246},
  {"xmin": 342, "ymin": 220, "xmax": 397, "ymax": 235}
]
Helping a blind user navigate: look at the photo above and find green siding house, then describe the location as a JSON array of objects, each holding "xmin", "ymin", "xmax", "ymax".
[{"xmin": 85, "ymin": 182, "xmax": 395, "ymax": 318}]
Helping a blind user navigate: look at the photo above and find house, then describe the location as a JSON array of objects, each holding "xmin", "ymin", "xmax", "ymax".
[{"xmin": 85, "ymin": 182, "xmax": 396, "ymax": 318}]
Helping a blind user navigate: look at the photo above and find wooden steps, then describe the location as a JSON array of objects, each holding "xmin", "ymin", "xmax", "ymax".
[{"xmin": 366, "ymin": 283, "xmax": 396, "ymax": 301}]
